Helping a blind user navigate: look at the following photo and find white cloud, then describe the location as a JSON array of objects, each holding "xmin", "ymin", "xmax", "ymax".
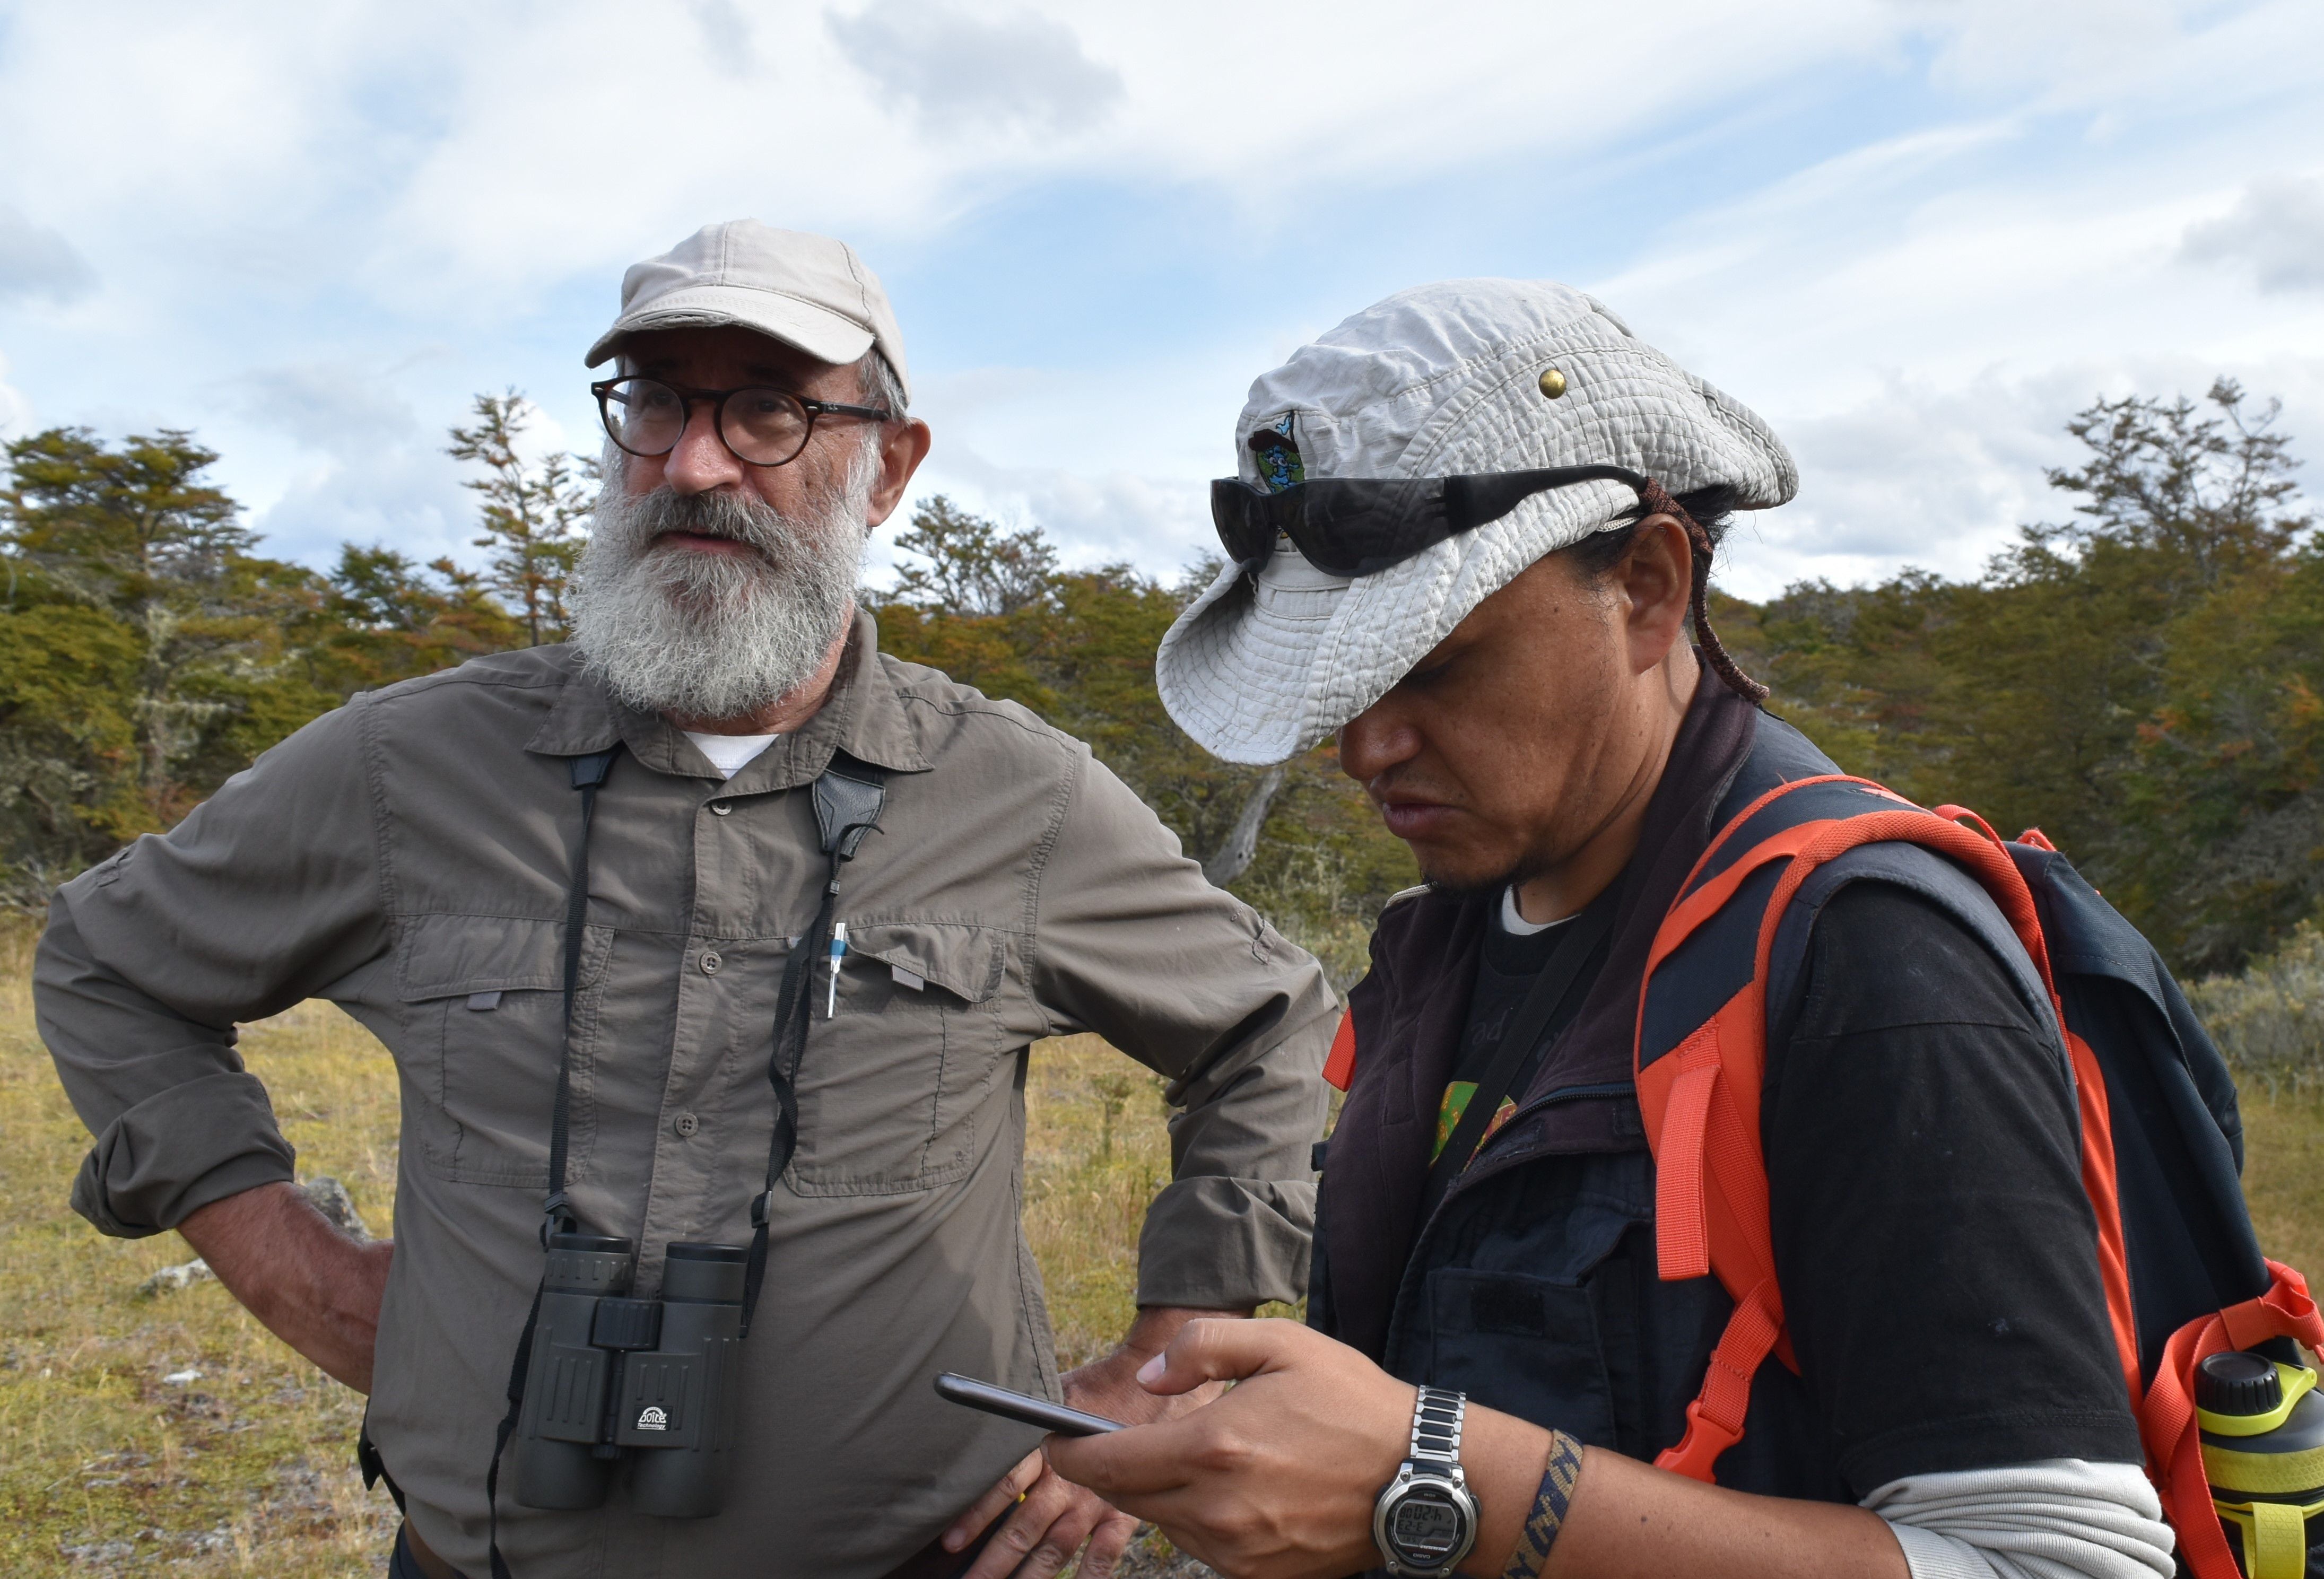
[
  {"xmin": 0, "ymin": 350, "xmax": 31, "ymax": 439},
  {"xmin": 1913, "ymin": 0, "xmax": 2194, "ymax": 99},
  {"xmin": 1721, "ymin": 367, "xmax": 2105, "ymax": 597},
  {"xmin": 0, "ymin": 0, "xmax": 2320, "ymax": 603},
  {"xmin": 1566, "ymin": 4, "xmax": 2324, "ymax": 595},
  {"xmin": 235, "ymin": 363, "xmax": 422, "ymax": 458},
  {"xmin": 829, "ymin": 1, "xmax": 1123, "ymax": 137},
  {"xmin": 690, "ymin": 0, "xmax": 758, "ymax": 74},
  {"xmin": 2183, "ymin": 175, "xmax": 2324, "ymax": 294},
  {"xmin": 228, "ymin": 362, "xmax": 471, "ymax": 565},
  {"xmin": 0, "ymin": 2, "xmax": 1909, "ymax": 318},
  {"xmin": 0, "ymin": 206, "xmax": 93, "ymax": 304},
  {"xmin": 892, "ymin": 454, "xmax": 1206, "ymax": 571}
]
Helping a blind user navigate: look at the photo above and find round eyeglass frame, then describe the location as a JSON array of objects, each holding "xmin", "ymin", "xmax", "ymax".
[{"xmin": 591, "ymin": 376, "xmax": 892, "ymax": 469}]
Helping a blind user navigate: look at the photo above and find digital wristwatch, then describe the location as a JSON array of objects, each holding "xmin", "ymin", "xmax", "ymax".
[{"xmin": 1372, "ymin": 1385, "xmax": 1479, "ymax": 1578}]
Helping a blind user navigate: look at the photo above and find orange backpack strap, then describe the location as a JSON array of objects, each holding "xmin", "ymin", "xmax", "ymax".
[
  {"xmin": 2142, "ymin": 1260, "xmax": 2324, "ymax": 1579},
  {"xmin": 1633, "ymin": 777, "xmax": 2142, "ymax": 1480},
  {"xmin": 1323, "ymin": 1008, "xmax": 1358, "ymax": 1092}
]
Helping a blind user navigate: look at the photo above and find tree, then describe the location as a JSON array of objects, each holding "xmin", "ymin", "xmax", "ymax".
[
  {"xmin": 0, "ymin": 600, "xmax": 142, "ymax": 904},
  {"xmin": 873, "ymin": 496, "xmax": 1414, "ymax": 989},
  {"xmin": 308, "ymin": 544, "xmax": 525, "ymax": 692},
  {"xmin": 1, "ymin": 426, "xmax": 335, "ymax": 900},
  {"xmin": 891, "ymin": 495, "xmax": 1059, "ymax": 616},
  {"xmin": 2037, "ymin": 378, "xmax": 2304, "ymax": 595},
  {"xmin": 31, "ymin": 379, "xmax": 2319, "ymax": 985},
  {"xmin": 1746, "ymin": 379, "xmax": 2317, "ymax": 975},
  {"xmin": 1202, "ymin": 764, "xmax": 1288, "ymax": 887},
  {"xmin": 447, "ymin": 391, "xmax": 595, "ymax": 645}
]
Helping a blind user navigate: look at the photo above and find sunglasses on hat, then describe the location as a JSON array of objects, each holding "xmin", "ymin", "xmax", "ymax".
[{"xmin": 1209, "ymin": 464, "xmax": 1655, "ymax": 579}]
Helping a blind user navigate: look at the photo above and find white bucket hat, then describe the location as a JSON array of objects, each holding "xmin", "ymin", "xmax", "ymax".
[
  {"xmin": 586, "ymin": 220, "xmax": 910, "ymax": 400},
  {"xmin": 1155, "ymin": 279, "xmax": 1795, "ymax": 765}
]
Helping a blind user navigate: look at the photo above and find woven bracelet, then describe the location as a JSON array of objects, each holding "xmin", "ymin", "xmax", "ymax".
[{"xmin": 1500, "ymin": 1429, "xmax": 1586, "ymax": 1579}]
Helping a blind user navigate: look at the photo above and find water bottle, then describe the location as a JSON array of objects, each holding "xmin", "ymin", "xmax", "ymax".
[{"xmin": 2197, "ymin": 1349, "xmax": 2324, "ymax": 1577}]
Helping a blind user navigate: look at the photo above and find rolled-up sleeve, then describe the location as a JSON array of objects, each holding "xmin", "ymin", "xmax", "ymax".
[
  {"xmin": 1029, "ymin": 750, "xmax": 1337, "ymax": 1310},
  {"xmin": 35, "ymin": 699, "xmax": 389, "ymax": 1237}
]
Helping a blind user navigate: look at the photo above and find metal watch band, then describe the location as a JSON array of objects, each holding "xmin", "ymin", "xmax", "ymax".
[
  {"xmin": 1410, "ymin": 1385, "xmax": 1467, "ymax": 1470},
  {"xmin": 1375, "ymin": 1386, "xmax": 1477, "ymax": 1578}
]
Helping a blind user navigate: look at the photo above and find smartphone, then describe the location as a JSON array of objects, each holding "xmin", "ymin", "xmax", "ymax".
[{"xmin": 933, "ymin": 1373, "xmax": 1125, "ymax": 1436}]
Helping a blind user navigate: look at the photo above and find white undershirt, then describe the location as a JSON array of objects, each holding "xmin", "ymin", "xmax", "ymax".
[
  {"xmin": 1500, "ymin": 885, "xmax": 1566, "ymax": 937},
  {"xmin": 683, "ymin": 730, "xmax": 781, "ymax": 780},
  {"xmin": 1868, "ymin": 1460, "xmax": 2173, "ymax": 1579}
]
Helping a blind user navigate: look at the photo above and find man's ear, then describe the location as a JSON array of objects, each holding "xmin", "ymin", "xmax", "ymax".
[
  {"xmin": 865, "ymin": 418, "xmax": 934, "ymax": 527},
  {"xmin": 1617, "ymin": 514, "xmax": 1694, "ymax": 676}
]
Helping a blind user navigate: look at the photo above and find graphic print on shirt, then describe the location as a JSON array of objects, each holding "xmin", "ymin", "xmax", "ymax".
[
  {"xmin": 1439, "ymin": 895, "xmax": 1572, "ymax": 1167},
  {"xmin": 1432, "ymin": 1080, "xmax": 1519, "ymax": 1163}
]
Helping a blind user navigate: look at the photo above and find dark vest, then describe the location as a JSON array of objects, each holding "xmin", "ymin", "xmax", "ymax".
[{"xmin": 1308, "ymin": 685, "xmax": 2028, "ymax": 1500}]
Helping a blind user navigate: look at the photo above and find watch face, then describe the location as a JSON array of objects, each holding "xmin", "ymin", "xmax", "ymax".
[{"xmin": 1387, "ymin": 1485, "xmax": 1466, "ymax": 1565}]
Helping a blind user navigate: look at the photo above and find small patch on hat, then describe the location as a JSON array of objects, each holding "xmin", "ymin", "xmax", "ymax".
[{"xmin": 1247, "ymin": 412, "xmax": 1305, "ymax": 494}]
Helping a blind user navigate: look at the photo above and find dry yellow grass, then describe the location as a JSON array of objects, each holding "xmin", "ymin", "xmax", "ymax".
[
  {"xmin": 2242, "ymin": 1094, "xmax": 2324, "ymax": 1282},
  {"xmin": 0, "ymin": 928, "xmax": 403, "ymax": 1577},
  {"xmin": 5, "ymin": 916, "xmax": 2321, "ymax": 1577},
  {"xmin": 1021, "ymin": 1040, "xmax": 1177, "ymax": 1368},
  {"xmin": 0, "ymin": 926, "xmax": 1211, "ymax": 1575}
]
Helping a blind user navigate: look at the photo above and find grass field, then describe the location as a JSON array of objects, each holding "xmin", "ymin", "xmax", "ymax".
[
  {"xmin": 4, "ymin": 918, "xmax": 2322, "ymax": 1576},
  {"xmin": 0, "ymin": 920, "xmax": 1195, "ymax": 1578}
]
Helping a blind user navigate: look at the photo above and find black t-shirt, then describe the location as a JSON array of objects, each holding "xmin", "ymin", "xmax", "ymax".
[
  {"xmin": 1453, "ymin": 877, "xmax": 2139, "ymax": 1487},
  {"xmin": 1764, "ymin": 880, "xmax": 2139, "ymax": 1484},
  {"xmin": 1435, "ymin": 901, "xmax": 1598, "ymax": 1164}
]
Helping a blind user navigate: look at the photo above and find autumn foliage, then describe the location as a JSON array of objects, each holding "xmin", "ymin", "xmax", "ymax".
[{"xmin": 6, "ymin": 380, "xmax": 2321, "ymax": 986}]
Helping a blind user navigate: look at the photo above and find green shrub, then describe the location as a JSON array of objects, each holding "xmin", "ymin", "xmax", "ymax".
[{"xmin": 2187, "ymin": 921, "xmax": 2324, "ymax": 1097}]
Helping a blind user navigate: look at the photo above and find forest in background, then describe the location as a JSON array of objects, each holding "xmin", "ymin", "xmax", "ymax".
[{"xmin": 2, "ymin": 379, "xmax": 2320, "ymax": 997}]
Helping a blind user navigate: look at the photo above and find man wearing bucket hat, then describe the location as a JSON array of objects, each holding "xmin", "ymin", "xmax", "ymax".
[
  {"xmin": 36, "ymin": 222, "xmax": 1337, "ymax": 1579},
  {"xmin": 1047, "ymin": 282, "xmax": 2177, "ymax": 1579}
]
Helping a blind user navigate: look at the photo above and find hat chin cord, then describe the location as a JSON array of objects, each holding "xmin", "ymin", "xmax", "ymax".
[{"xmin": 1638, "ymin": 478, "xmax": 1770, "ymax": 706}]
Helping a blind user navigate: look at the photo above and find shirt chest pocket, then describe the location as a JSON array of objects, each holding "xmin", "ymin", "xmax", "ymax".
[
  {"xmin": 395, "ymin": 913, "xmax": 612, "ymax": 1188},
  {"xmin": 1412, "ymin": 1151, "xmax": 1660, "ymax": 1457},
  {"xmin": 784, "ymin": 920, "xmax": 1014, "ymax": 1196}
]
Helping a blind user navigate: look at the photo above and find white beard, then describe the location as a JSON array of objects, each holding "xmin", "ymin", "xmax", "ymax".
[{"xmin": 570, "ymin": 449, "xmax": 873, "ymax": 721}]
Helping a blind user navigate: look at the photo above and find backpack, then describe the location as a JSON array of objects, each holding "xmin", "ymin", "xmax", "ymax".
[{"xmin": 1633, "ymin": 772, "xmax": 2323, "ymax": 1579}]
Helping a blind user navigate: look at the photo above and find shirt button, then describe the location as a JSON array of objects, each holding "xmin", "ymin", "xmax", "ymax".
[
  {"xmin": 673, "ymin": 1112, "xmax": 700, "ymax": 1138},
  {"xmin": 701, "ymin": 950, "xmax": 723, "ymax": 975},
  {"xmin": 709, "ymin": 801, "xmax": 732, "ymax": 816}
]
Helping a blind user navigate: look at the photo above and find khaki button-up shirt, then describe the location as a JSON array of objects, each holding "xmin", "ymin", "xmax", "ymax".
[{"xmin": 36, "ymin": 612, "xmax": 1335, "ymax": 1578}]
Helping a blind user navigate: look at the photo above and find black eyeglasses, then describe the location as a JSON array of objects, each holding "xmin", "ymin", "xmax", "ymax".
[
  {"xmin": 592, "ymin": 377, "xmax": 892, "ymax": 469},
  {"xmin": 1210, "ymin": 464, "xmax": 1654, "ymax": 578}
]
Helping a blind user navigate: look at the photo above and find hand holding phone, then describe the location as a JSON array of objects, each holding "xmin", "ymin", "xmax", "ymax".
[{"xmin": 933, "ymin": 1372, "xmax": 1125, "ymax": 1436}]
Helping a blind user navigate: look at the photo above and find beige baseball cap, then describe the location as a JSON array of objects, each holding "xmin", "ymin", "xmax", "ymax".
[{"xmin": 585, "ymin": 220, "xmax": 910, "ymax": 400}]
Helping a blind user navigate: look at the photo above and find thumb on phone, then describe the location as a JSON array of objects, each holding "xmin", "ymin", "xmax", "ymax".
[{"xmin": 1133, "ymin": 1315, "xmax": 1310, "ymax": 1396}]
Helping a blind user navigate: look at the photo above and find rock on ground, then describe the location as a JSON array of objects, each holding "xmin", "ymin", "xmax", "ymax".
[
  {"xmin": 1115, "ymin": 1529, "xmax": 1222, "ymax": 1578},
  {"xmin": 136, "ymin": 1176, "xmax": 369, "ymax": 1295},
  {"xmin": 299, "ymin": 1175, "xmax": 369, "ymax": 1240},
  {"xmin": 136, "ymin": 1259, "xmax": 216, "ymax": 1296}
]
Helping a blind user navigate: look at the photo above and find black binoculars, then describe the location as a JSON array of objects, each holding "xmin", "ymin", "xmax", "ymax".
[{"xmin": 513, "ymin": 1234, "xmax": 747, "ymax": 1518}]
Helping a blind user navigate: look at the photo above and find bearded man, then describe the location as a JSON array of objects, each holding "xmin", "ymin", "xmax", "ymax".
[{"xmin": 35, "ymin": 221, "xmax": 1336, "ymax": 1579}]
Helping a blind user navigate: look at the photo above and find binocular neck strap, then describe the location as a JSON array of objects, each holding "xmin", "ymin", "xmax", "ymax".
[
  {"xmin": 543, "ymin": 746, "xmax": 619, "ymax": 1242},
  {"xmin": 483, "ymin": 745, "xmax": 618, "ymax": 1579},
  {"xmin": 742, "ymin": 753, "xmax": 887, "ymax": 1336},
  {"xmin": 482, "ymin": 747, "xmax": 882, "ymax": 1572}
]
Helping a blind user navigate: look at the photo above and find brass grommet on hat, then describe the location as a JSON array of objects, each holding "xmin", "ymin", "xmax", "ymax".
[{"xmin": 1538, "ymin": 368, "xmax": 1568, "ymax": 399}]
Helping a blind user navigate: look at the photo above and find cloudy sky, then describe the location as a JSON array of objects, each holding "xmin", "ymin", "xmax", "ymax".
[{"xmin": 1, "ymin": 0, "xmax": 2319, "ymax": 598}]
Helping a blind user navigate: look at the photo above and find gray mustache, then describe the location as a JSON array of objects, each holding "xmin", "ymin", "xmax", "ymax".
[{"xmin": 615, "ymin": 490, "xmax": 790, "ymax": 559}]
